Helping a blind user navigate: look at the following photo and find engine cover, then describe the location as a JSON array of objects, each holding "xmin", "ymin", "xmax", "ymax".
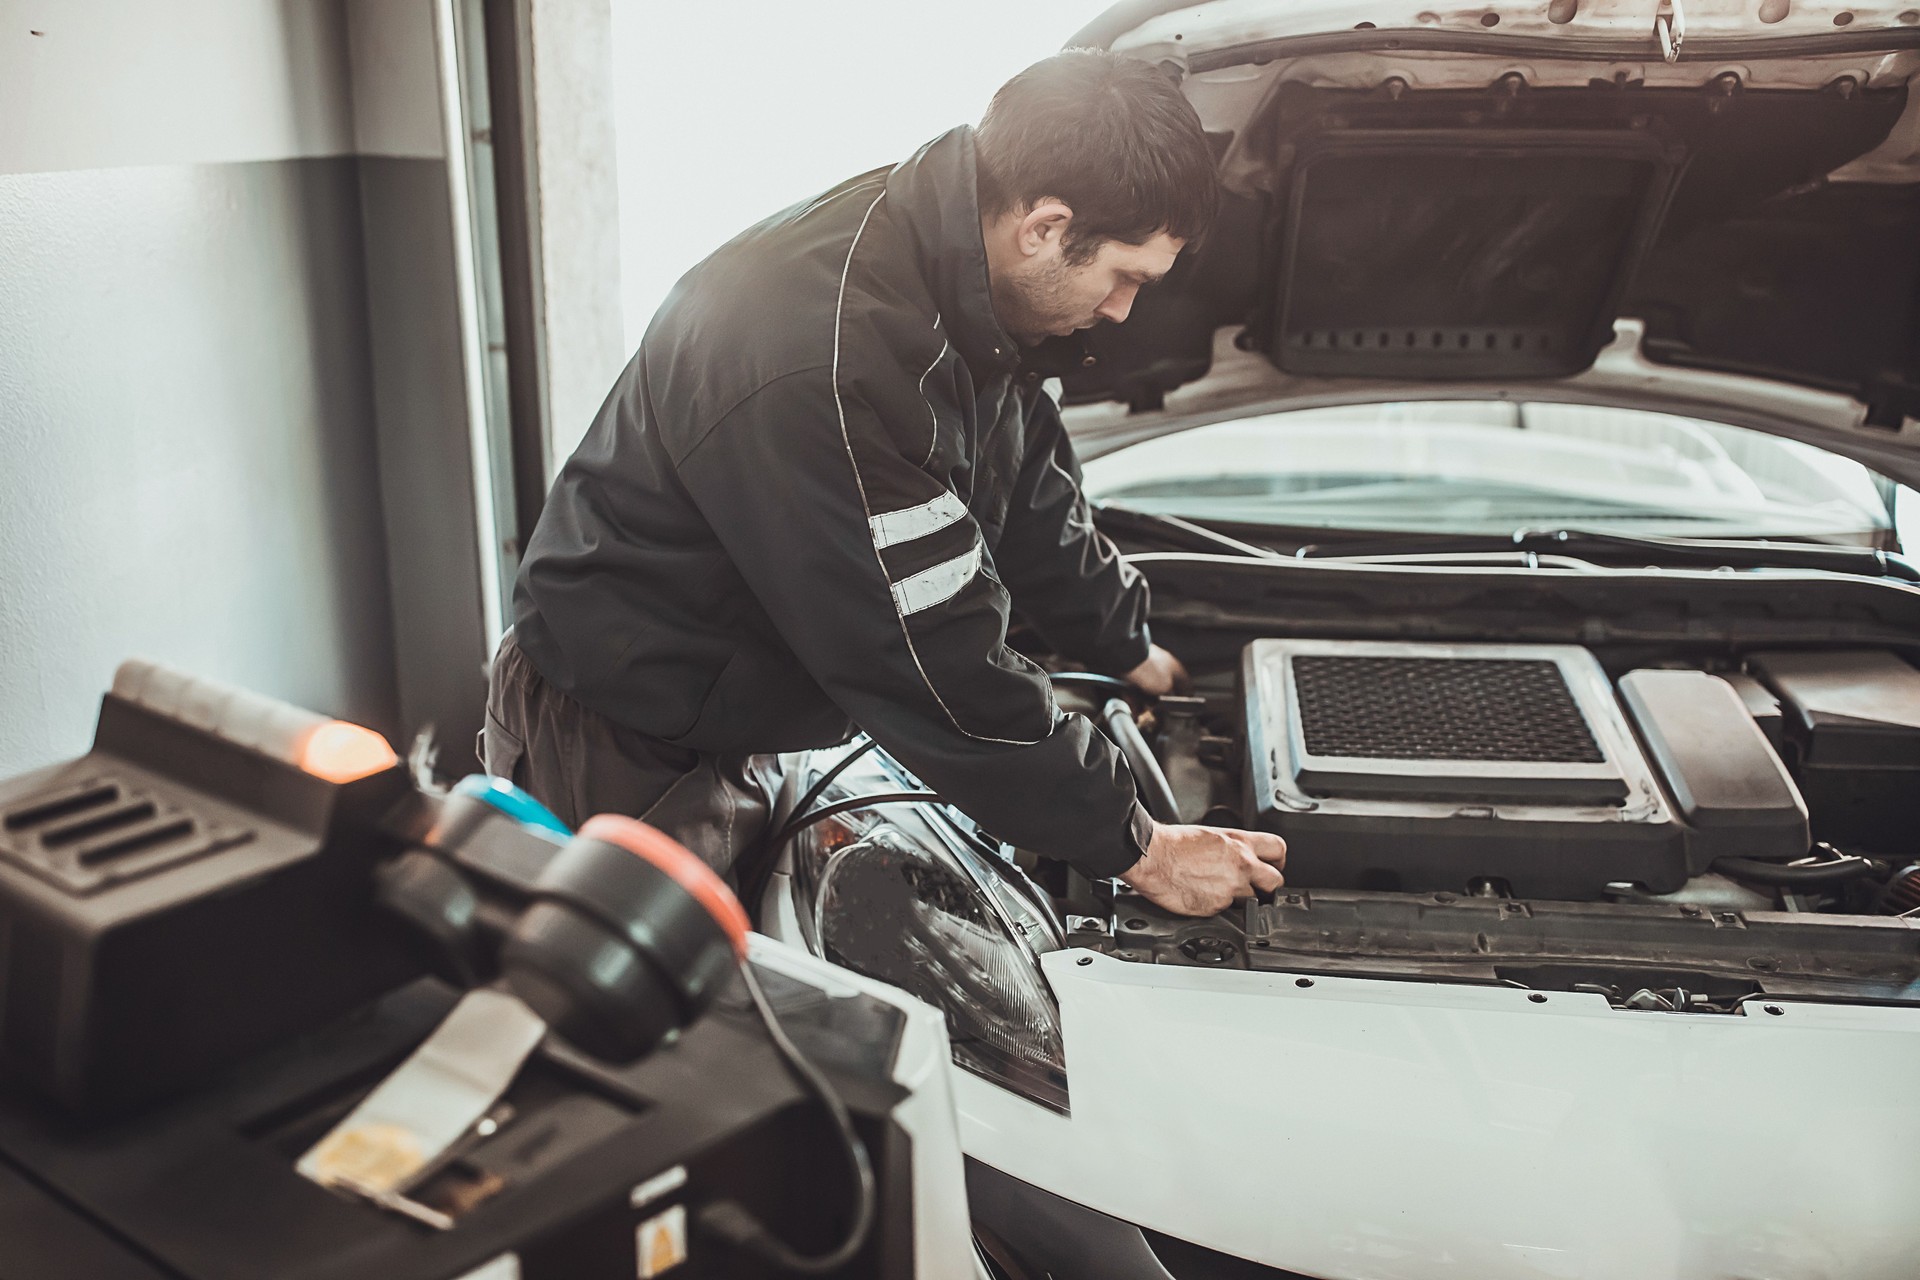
[{"xmin": 1242, "ymin": 640, "xmax": 1687, "ymax": 897}]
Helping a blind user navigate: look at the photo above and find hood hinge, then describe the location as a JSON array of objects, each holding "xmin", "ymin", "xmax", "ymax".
[{"xmin": 1655, "ymin": 0, "xmax": 1686, "ymax": 64}]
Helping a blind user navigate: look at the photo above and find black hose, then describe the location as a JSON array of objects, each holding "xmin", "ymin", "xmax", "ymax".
[
  {"xmin": 1713, "ymin": 854, "xmax": 1882, "ymax": 886},
  {"xmin": 695, "ymin": 959, "xmax": 876, "ymax": 1272},
  {"xmin": 1101, "ymin": 697, "xmax": 1180, "ymax": 825}
]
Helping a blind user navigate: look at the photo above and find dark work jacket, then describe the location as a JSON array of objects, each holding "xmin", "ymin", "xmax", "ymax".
[{"xmin": 512, "ymin": 127, "xmax": 1154, "ymax": 877}]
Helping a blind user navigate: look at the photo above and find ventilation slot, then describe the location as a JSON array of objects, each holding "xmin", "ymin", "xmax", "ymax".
[
  {"xmin": 39, "ymin": 800, "xmax": 158, "ymax": 849},
  {"xmin": 4, "ymin": 781, "xmax": 122, "ymax": 832},
  {"xmin": 1288, "ymin": 327, "xmax": 1555, "ymax": 355},
  {"xmin": 0, "ymin": 775, "xmax": 251, "ymax": 893},
  {"xmin": 77, "ymin": 817, "xmax": 198, "ymax": 866},
  {"xmin": 1292, "ymin": 655, "xmax": 1604, "ymax": 763}
]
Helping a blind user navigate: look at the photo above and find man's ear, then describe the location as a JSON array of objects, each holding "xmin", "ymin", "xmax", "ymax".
[{"xmin": 1015, "ymin": 198, "xmax": 1074, "ymax": 258}]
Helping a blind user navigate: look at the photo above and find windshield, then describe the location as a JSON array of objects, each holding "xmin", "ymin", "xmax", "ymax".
[{"xmin": 1079, "ymin": 401, "xmax": 1893, "ymax": 541}]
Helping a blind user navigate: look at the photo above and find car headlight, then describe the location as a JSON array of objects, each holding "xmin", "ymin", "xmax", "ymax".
[{"xmin": 786, "ymin": 755, "xmax": 1069, "ymax": 1113}]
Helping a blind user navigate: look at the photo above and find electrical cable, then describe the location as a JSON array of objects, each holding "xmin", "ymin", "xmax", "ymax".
[
  {"xmin": 695, "ymin": 959, "xmax": 877, "ymax": 1273},
  {"xmin": 788, "ymin": 739, "xmax": 881, "ymax": 835},
  {"xmin": 770, "ymin": 792, "xmax": 944, "ymax": 854},
  {"xmin": 740, "ymin": 739, "xmax": 879, "ymax": 926},
  {"xmin": 744, "ymin": 790, "xmax": 947, "ymax": 930},
  {"xmin": 749, "ymin": 669, "xmax": 1143, "ymax": 915}
]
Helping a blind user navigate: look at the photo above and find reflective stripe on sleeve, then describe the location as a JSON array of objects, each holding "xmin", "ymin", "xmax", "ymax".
[
  {"xmin": 890, "ymin": 542, "xmax": 982, "ymax": 616},
  {"xmin": 868, "ymin": 489, "xmax": 967, "ymax": 549}
]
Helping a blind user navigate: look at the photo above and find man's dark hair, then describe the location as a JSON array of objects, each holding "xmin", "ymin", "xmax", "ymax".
[{"xmin": 975, "ymin": 49, "xmax": 1218, "ymax": 264}]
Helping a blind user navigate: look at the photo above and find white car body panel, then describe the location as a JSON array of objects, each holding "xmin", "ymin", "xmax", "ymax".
[
  {"xmin": 1065, "ymin": 321, "xmax": 1916, "ymax": 459},
  {"xmin": 1062, "ymin": 322, "xmax": 1920, "ymax": 508},
  {"xmin": 1112, "ymin": 0, "xmax": 1920, "ymax": 66},
  {"xmin": 950, "ymin": 949, "xmax": 1920, "ymax": 1280},
  {"xmin": 744, "ymin": 936, "xmax": 989, "ymax": 1280}
]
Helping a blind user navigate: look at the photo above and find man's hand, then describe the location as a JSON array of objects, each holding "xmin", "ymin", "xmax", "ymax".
[
  {"xmin": 1120, "ymin": 820, "xmax": 1287, "ymax": 917},
  {"xmin": 1123, "ymin": 644, "xmax": 1190, "ymax": 697}
]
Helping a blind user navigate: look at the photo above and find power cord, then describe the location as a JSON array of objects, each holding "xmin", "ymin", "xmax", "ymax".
[
  {"xmin": 695, "ymin": 958, "xmax": 878, "ymax": 1273},
  {"xmin": 741, "ymin": 787, "xmax": 947, "ymax": 935},
  {"xmin": 768, "ymin": 791, "xmax": 943, "ymax": 854},
  {"xmin": 741, "ymin": 740, "xmax": 882, "ymax": 924},
  {"xmin": 789, "ymin": 739, "xmax": 881, "ymax": 832}
]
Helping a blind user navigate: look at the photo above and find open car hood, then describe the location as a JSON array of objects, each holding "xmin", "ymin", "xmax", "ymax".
[{"xmin": 1059, "ymin": 0, "xmax": 1920, "ymax": 429}]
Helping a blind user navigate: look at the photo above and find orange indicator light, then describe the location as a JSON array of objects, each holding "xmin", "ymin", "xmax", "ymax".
[{"xmin": 299, "ymin": 720, "xmax": 400, "ymax": 783}]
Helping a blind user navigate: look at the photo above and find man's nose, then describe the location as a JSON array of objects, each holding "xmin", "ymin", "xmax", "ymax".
[{"xmin": 1095, "ymin": 284, "xmax": 1138, "ymax": 325}]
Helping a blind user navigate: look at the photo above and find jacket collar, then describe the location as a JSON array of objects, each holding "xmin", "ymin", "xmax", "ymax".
[{"xmin": 885, "ymin": 127, "xmax": 1021, "ymax": 378}]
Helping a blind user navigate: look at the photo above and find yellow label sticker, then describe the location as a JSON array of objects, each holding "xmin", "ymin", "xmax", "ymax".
[
  {"xmin": 303, "ymin": 1122, "xmax": 426, "ymax": 1194},
  {"xmin": 635, "ymin": 1203, "xmax": 688, "ymax": 1278}
]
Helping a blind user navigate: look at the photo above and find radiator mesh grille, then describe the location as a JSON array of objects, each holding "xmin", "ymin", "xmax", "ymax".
[{"xmin": 1292, "ymin": 656, "xmax": 1604, "ymax": 763}]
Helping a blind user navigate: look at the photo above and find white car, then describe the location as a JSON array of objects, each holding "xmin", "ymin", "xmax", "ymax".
[{"xmin": 764, "ymin": 3, "xmax": 1920, "ymax": 1276}]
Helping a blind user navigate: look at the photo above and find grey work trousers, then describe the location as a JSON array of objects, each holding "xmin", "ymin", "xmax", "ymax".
[{"xmin": 480, "ymin": 631, "xmax": 787, "ymax": 882}]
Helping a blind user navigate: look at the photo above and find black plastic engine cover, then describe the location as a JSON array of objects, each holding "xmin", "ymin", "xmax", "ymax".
[
  {"xmin": 1617, "ymin": 670, "xmax": 1808, "ymax": 866},
  {"xmin": 1243, "ymin": 639, "xmax": 1688, "ymax": 898},
  {"xmin": 1749, "ymin": 650, "xmax": 1920, "ymax": 855}
]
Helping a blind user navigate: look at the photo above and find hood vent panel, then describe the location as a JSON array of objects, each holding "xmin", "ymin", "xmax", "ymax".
[{"xmin": 1273, "ymin": 129, "xmax": 1681, "ymax": 381}]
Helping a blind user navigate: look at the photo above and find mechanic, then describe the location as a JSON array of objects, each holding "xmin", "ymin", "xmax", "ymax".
[{"xmin": 485, "ymin": 50, "xmax": 1287, "ymax": 917}]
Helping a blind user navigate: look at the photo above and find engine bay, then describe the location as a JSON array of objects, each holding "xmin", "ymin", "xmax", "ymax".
[
  {"xmin": 1054, "ymin": 633, "xmax": 1920, "ymax": 1011},
  {"xmin": 1241, "ymin": 639, "xmax": 1807, "ymax": 899}
]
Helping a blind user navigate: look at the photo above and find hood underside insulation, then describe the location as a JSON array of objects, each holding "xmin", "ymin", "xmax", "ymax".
[{"xmin": 1061, "ymin": 76, "xmax": 1920, "ymax": 422}]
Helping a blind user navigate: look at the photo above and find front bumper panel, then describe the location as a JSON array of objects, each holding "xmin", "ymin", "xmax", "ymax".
[{"xmin": 955, "ymin": 951, "xmax": 1920, "ymax": 1280}]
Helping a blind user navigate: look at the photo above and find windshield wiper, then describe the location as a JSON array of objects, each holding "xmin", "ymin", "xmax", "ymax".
[{"xmin": 1297, "ymin": 528, "xmax": 1920, "ymax": 583}]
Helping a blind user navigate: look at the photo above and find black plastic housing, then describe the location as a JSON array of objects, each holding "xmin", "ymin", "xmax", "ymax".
[
  {"xmin": 0, "ymin": 695, "xmax": 421, "ymax": 1115},
  {"xmin": 0, "ymin": 973, "xmax": 917, "ymax": 1280},
  {"xmin": 1722, "ymin": 672, "xmax": 1789, "ymax": 755},
  {"xmin": 500, "ymin": 829, "xmax": 740, "ymax": 1063},
  {"xmin": 1241, "ymin": 640, "xmax": 1689, "ymax": 898},
  {"xmin": 1617, "ymin": 670, "xmax": 1809, "ymax": 866},
  {"xmin": 1749, "ymin": 650, "xmax": 1920, "ymax": 854},
  {"xmin": 1239, "ymin": 641, "xmax": 1831, "ymax": 897}
]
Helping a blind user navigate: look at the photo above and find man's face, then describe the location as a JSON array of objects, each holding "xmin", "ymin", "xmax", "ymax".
[{"xmin": 991, "ymin": 228, "xmax": 1183, "ymax": 347}]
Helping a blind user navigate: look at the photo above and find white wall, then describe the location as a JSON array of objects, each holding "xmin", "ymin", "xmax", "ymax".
[
  {"xmin": 0, "ymin": 161, "xmax": 398, "ymax": 770},
  {"xmin": 0, "ymin": 0, "xmax": 426, "ymax": 774},
  {"xmin": 607, "ymin": 0, "xmax": 1117, "ymax": 349},
  {"xmin": 0, "ymin": 0, "xmax": 355, "ymax": 173}
]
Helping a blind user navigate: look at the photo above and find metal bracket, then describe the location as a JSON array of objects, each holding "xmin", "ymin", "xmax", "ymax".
[{"xmin": 1655, "ymin": 0, "xmax": 1686, "ymax": 63}]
